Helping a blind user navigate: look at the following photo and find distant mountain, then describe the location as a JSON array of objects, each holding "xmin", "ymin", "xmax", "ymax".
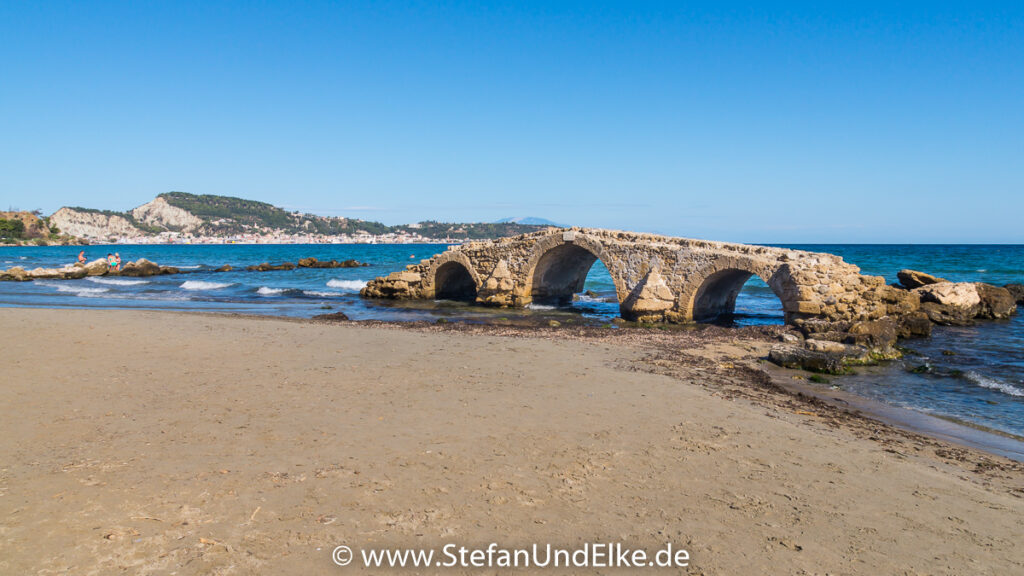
[
  {"xmin": 495, "ymin": 216, "xmax": 565, "ymax": 227},
  {"xmin": 47, "ymin": 192, "xmax": 553, "ymax": 241}
]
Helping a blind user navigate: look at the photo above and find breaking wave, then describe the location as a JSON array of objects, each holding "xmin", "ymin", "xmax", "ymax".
[
  {"xmin": 180, "ymin": 280, "xmax": 233, "ymax": 291},
  {"xmin": 87, "ymin": 277, "xmax": 151, "ymax": 286},
  {"xmin": 326, "ymin": 279, "xmax": 367, "ymax": 292},
  {"xmin": 964, "ymin": 371, "xmax": 1024, "ymax": 398}
]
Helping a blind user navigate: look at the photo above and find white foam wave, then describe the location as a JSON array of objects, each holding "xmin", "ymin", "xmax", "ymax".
[
  {"xmin": 53, "ymin": 285, "xmax": 110, "ymax": 296},
  {"xmin": 180, "ymin": 280, "xmax": 232, "ymax": 291},
  {"xmin": 87, "ymin": 277, "xmax": 150, "ymax": 286},
  {"xmin": 526, "ymin": 303, "xmax": 557, "ymax": 310},
  {"xmin": 257, "ymin": 286, "xmax": 287, "ymax": 295},
  {"xmin": 176, "ymin": 265, "xmax": 202, "ymax": 269},
  {"xmin": 303, "ymin": 290, "xmax": 344, "ymax": 297},
  {"xmin": 326, "ymin": 279, "xmax": 367, "ymax": 292},
  {"xmin": 964, "ymin": 371, "xmax": 1024, "ymax": 397}
]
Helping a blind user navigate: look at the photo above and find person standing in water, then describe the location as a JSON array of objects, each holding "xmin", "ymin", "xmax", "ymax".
[
  {"xmin": 107, "ymin": 253, "xmax": 116, "ymax": 272},
  {"xmin": 77, "ymin": 250, "xmax": 86, "ymax": 264},
  {"xmin": 114, "ymin": 253, "xmax": 121, "ymax": 271}
]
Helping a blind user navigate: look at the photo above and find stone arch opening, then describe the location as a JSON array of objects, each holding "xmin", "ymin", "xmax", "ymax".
[
  {"xmin": 433, "ymin": 261, "xmax": 478, "ymax": 302},
  {"xmin": 530, "ymin": 243, "xmax": 603, "ymax": 305},
  {"xmin": 691, "ymin": 268, "xmax": 785, "ymax": 325}
]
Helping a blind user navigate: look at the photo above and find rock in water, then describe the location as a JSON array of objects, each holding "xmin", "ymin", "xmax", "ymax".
[
  {"xmin": 314, "ymin": 311, "xmax": 350, "ymax": 321},
  {"xmin": 975, "ymin": 283, "xmax": 1017, "ymax": 319},
  {"xmin": 768, "ymin": 345, "xmax": 855, "ymax": 374},
  {"xmin": 912, "ymin": 282, "xmax": 981, "ymax": 325},
  {"xmin": 897, "ymin": 269, "xmax": 948, "ymax": 289},
  {"xmin": 1004, "ymin": 283, "xmax": 1024, "ymax": 305},
  {"xmin": 0, "ymin": 267, "xmax": 30, "ymax": 281},
  {"xmin": 118, "ymin": 258, "xmax": 161, "ymax": 277}
]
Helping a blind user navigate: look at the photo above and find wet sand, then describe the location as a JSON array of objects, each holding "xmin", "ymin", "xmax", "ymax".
[{"xmin": 1, "ymin": 308, "xmax": 1022, "ymax": 574}]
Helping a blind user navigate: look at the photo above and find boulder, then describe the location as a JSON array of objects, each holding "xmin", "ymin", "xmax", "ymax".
[
  {"xmin": 158, "ymin": 266, "xmax": 179, "ymax": 275},
  {"xmin": 247, "ymin": 262, "xmax": 297, "ymax": 272},
  {"xmin": 1001, "ymin": 283, "xmax": 1024, "ymax": 306},
  {"xmin": 896, "ymin": 311, "xmax": 932, "ymax": 338},
  {"xmin": 83, "ymin": 258, "xmax": 110, "ymax": 276},
  {"xmin": 975, "ymin": 283, "xmax": 1017, "ymax": 319},
  {"xmin": 845, "ymin": 317, "xmax": 898, "ymax": 351},
  {"xmin": 919, "ymin": 302, "xmax": 976, "ymax": 326},
  {"xmin": 0, "ymin": 266, "xmax": 29, "ymax": 281},
  {"xmin": 768, "ymin": 345, "xmax": 864, "ymax": 374},
  {"xmin": 912, "ymin": 282, "xmax": 981, "ymax": 325},
  {"xmin": 314, "ymin": 311, "xmax": 350, "ymax": 321},
  {"xmin": 214, "ymin": 264, "xmax": 232, "ymax": 272},
  {"xmin": 119, "ymin": 258, "xmax": 161, "ymax": 277},
  {"xmin": 897, "ymin": 269, "xmax": 948, "ymax": 290},
  {"xmin": 298, "ymin": 257, "xmax": 366, "ymax": 269}
]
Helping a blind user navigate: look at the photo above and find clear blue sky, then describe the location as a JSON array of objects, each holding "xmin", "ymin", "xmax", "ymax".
[{"xmin": 1, "ymin": 1, "xmax": 1021, "ymax": 243}]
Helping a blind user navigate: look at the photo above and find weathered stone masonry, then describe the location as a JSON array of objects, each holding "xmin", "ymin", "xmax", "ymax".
[{"xmin": 361, "ymin": 227, "xmax": 922, "ymax": 325}]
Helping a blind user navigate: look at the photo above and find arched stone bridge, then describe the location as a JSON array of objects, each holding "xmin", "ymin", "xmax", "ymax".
[{"xmin": 362, "ymin": 228, "xmax": 916, "ymax": 324}]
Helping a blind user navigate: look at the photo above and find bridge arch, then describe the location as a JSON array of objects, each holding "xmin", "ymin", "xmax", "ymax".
[
  {"xmin": 681, "ymin": 258, "xmax": 798, "ymax": 322},
  {"xmin": 423, "ymin": 251, "xmax": 481, "ymax": 302},
  {"xmin": 520, "ymin": 232, "xmax": 627, "ymax": 307}
]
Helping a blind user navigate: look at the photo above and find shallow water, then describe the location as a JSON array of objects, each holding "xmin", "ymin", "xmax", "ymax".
[{"xmin": 2, "ymin": 243, "xmax": 1022, "ymax": 440}]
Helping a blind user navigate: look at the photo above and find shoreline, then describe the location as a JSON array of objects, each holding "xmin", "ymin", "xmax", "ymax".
[{"xmin": 2, "ymin": 307, "xmax": 1022, "ymax": 574}]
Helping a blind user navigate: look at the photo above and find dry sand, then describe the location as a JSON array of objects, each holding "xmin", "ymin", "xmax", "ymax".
[{"xmin": 1, "ymin": 308, "xmax": 1022, "ymax": 575}]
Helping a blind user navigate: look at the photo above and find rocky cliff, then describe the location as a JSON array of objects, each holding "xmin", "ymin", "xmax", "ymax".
[
  {"xmin": 49, "ymin": 207, "xmax": 142, "ymax": 240},
  {"xmin": 0, "ymin": 211, "xmax": 51, "ymax": 239},
  {"xmin": 131, "ymin": 196, "xmax": 204, "ymax": 233}
]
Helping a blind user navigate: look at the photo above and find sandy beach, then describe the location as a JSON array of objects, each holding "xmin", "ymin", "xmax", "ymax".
[{"xmin": 1, "ymin": 308, "xmax": 1022, "ymax": 574}]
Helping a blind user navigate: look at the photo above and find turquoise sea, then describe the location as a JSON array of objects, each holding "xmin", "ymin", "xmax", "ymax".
[{"xmin": 1, "ymin": 243, "xmax": 1022, "ymax": 446}]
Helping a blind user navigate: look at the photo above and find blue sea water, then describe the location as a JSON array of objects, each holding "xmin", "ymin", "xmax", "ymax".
[{"xmin": 1, "ymin": 243, "xmax": 1022, "ymax": 441}]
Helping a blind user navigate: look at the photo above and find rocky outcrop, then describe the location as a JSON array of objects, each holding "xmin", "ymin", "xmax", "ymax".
[
  {"xmin": 768, "ymin": 344, "xmax": 867, "ymax": 375},
  {"xmin": 897, "ymin": 269, "xmax": 948, "ymax": 289},
  {"xmin": 0, "ymin": 211, "xmax": 51, "ymax": 239},
  {"xmin": 118, "ymin": 258, "xmax": 179, "ymax": 277},
  {"xmin": 131, "ymin": 197, "xmax": 203, "ymax": 233},
  {"xmin": 975, "ymin": 284, "xmax": 1017, "ymax": 320},
  {"xmin": 246, "ymin": 262, "xmax": 297, "ymax": 272},
  {"xmin": 362, "ymin": 266, "xmax": 426, "ymax": 299},
  {"xmin": 1006, "ymin": 284, "xmax": 1024, "ymax": 305},
  {"xmin": 0, "ymin": 267, "xmax": 30, "ymax": 281},
  {"xmin": 296, "ymin": 257, "xmax": 367, "ymax": 268},
  {"xmin": 49, "ymin": 207, "xmax": 141, "ymax": 240}
]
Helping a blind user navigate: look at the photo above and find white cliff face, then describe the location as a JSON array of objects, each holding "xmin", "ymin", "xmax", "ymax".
[
  {"xmin": 49, "ymin": 207, "xmax": 141, "ymax": 239},
  {"xmin": 131, "ymin": 197, "xmax": 204, "ymax": 233}
]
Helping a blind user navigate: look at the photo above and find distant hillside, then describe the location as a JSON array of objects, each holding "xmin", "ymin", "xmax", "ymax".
[
  {"xmin": 47, "ymin": 192, "xmax": 553, "ymax": 241},
  {"xmin": 394, "ymin": 220, "xmax": 557, "ymax": 240},
  {"xmin": 495, "ymin": 216, "xmax": 565, "ymax": 227}
]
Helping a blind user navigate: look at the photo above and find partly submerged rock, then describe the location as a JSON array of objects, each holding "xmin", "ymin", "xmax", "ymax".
[
  {"xmin": 247, "ymin": 262, "xmax": 297, "ymax": 272},
  {"xmin": 314, "ymin": 311, "xmax": 350, "ymax": 321},
  {"xmin": 1005, "ymin": 283, "xmax": 1024, "ymax": 305},
  {"xmin": 896, "ymin": 310, "xmax": 933, "ymax": 338},
  {"xmin": 897, "ymin": 269, "xmax": 948, "ymax": 290},
  {"xmin": 844, "ymin": 317, "xmax": 899, "ymax": 351},
  {"xmin": 975, "ymin": 283, "xmax": 1017, "ymax": 319},
  {"xmin": 912, "ymin": 282, "xmax": 981, "ymax": 325},
  {"xmin": 0, "ymin": 266, "xmax": 29, "ymax": 281},
  {"xmin": 768, "ymin": 344, "xmax": 865, "ymax": 374},
  {"xmin": 118, "ymin": 258, "xmax": 161, "ymax": 277},
  {"xmin": 214, "ymin": 264, "xmax": 233, "ymax": 272},
  {"xmin": 297, "ymin": 257, "xmax": 366, "ymax": 269}
]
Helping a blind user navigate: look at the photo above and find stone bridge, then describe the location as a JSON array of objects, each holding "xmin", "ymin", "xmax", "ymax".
[{"xmin": 362, "ymin": 228, "xmax": 918, "ymax": 325}]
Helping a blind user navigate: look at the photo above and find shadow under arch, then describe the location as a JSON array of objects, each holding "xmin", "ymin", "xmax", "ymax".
[
  {"xmin": 522, "ymin": 233, "xmax": 626, "ymax": 308},
  {"xmin": 686, "ymin": 262, "xmax": 796, "ymax": 324},
  {"xmin": 432, "ymin": 260, "xmax": 478, "ymax": 302}
]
